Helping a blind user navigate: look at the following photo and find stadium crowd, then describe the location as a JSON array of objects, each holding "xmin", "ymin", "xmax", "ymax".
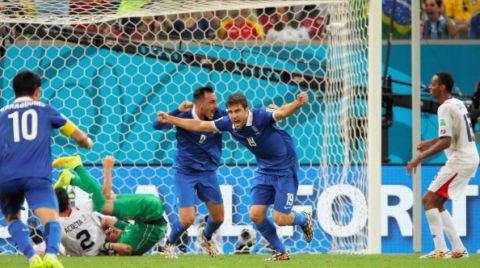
[{"xmin": 2, "ymin": 1, "xmax": 480, "ymax": 41}]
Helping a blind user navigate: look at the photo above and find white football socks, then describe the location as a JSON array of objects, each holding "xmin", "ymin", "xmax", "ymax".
[
  {"xmin": 425, "ymin": 208, "xmax": 448, "ymax": 252},
  {"xmin": 440, "ymin": 210, "xmax": 465, "ymax": 252}
]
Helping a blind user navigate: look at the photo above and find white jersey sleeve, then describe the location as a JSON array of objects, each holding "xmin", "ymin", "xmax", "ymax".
[
  {"xmin": 437, "ymin": 104, "xmax": 453, "ymax": 138},
  {"xmin": 59, "ymin": 201, "xmax": 106, "ymax": 256}
]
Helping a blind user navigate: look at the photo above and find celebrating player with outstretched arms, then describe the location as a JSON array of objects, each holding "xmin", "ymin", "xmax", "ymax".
[
  {"xmin": 153, "ymin": 86, "xmax": 227, "ymax": 258},
  {"xmin": 157, "ymin": 92, "xmax": 313, "ymax": 261}
]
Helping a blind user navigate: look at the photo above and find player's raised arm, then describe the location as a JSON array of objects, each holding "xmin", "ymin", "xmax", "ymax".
[
  {"xmin": 153, "ymin": 101, "xmax": 193, "ymax": 130},
  {"xmin": 102, "ymin": 156, "xmax": 116, "ymax": 200},
  {"xmin": 60, "ymin": 121, "xmax": 93, "ymax": 149},
  {"xmin": 157, "ymin": 111, "xmax": 217, "ymax": 132},
  {"xmin": 273, "ymin": 92, "xmax": 309, "ymax": 121}
]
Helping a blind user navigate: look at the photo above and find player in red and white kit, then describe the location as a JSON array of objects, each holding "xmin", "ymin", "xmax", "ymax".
[
  {"xmin": 408, "ymin": 72, "xmax": 479, "ymax": 259},
  {"xmin": 56, "ymin": 188, "xmax": 121, "ymax": 256}
]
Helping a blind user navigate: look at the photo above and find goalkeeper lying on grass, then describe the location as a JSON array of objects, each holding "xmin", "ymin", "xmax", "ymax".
[{"xmin": 53, "ymin": 155, "xmax": 167, "ymax": 256}]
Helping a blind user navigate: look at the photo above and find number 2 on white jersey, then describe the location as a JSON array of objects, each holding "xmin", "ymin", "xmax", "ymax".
[{"xmin": 8, "ymin": 109, "xmax": 38, "ymax": 142}]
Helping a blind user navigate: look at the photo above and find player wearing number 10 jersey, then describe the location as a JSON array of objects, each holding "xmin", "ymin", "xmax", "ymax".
[
  {"xmin": 408, "ymin": 72, "xmax": 479, "ymax": 259},
  {"xmin": 0, "ymin": 71, "xmax": 92, "ymax": 268}
]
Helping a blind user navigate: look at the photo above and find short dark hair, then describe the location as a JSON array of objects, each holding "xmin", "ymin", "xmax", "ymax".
[
  {"xmin": 13, "ymin": 71, "xmax": 42, "ymax": 98},
  {"xmin": 426, "ymin": 0, "xmax": 442, "ymax": 7},
  {"xmin": 226, "ymin": 93, "xmax": 248, "ymax": 108},
  {"xmin": 193, "ymin": 85, "xmax": 214, "ymax": 102},
  {"xmin": 436, "ymin": 72, "xmax": 454, "ymax": 93},
  {"xmin": 55, "ymin": 187, "xmax": 70, "ymax": 213}
]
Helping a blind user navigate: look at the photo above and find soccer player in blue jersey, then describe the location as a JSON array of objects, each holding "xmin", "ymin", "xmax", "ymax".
[
  {"xmin": 0, "ymin": 71, "xmax": 92, "ymax": 268},
  {"xmin": 153, "ymin": 86, "xmax": 227, "ymax": 258},
  {"xmin": 157, "ymin": 92, "xmax": 314, "ymax": 261}
]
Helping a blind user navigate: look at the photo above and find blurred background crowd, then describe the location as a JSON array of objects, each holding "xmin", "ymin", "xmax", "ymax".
[{"xmin": 0, "ymin": 0, "xmax": 480, "ymax": 41}]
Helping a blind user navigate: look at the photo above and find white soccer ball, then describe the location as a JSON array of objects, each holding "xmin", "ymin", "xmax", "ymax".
[{"xmin": 238, "ymin": 228, "xmax": 256, "ymax": 247}]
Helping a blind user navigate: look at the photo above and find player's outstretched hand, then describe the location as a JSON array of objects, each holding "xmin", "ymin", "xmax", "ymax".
[
  {"xmin": 157, "ymin": 112, "xmax": 169, "ymax": 124},
  {"xmin": 297, "ymin": 92, "xmax": 309, "ymax": 105},
  {"xmin": 102, "ymin": 156, "xmax": 115, "ymax": 169},
  {"xmin": 179, "ymin": 101, "xmax": 194, "ymax": 112}
]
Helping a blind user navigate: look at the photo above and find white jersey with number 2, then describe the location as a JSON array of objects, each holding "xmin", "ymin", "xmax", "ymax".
[{"xmin": 59, "ymin": 200, "xmax": 105, "ymax": 256}]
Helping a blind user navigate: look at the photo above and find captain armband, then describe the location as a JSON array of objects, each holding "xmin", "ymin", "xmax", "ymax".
[{"xmin": 59, "ymin": 120, "xmax": 77, "ymax": 137}]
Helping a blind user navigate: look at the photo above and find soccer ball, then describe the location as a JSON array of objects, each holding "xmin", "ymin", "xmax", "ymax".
[{"xmin": 235, "ymin": 228, "xmax": 256, "ymax": 254}]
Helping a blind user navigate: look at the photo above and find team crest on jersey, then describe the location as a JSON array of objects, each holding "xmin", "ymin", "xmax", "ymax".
[
  {"xmin": 440, "ymin": 129, "xmax": 446, "ymax": 134},
  {"xmin": 439, "ymin": 119, "xmax": 446, "ymax": 126}
]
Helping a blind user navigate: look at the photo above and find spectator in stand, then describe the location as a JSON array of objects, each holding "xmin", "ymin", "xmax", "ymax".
[
  {"xmin": 444, "ymin": 0, "xmax": 480, "ymax": 38},
  {"xmin": 297, "ymin": 4, "xmax": 329, "ymax": 40},
  {"xmin": 470, "ymin": 11, "xmax": 480, "ymax": 38},
  {"xmin": 169, "ymin": 12, "xmax": 218, "ymax": 40},
  {"xmin": 131, "ymin": 16, "xmax": 162, "ymax": 40},
  {"xmin": 119, "ymin": 16, "xmax": 162, "ymax": 41},
  {"xmin": 258, "ymin": 7, "xmax": 277, "ymax": 35},
  {"xmin": 422, "ymin": 0, "xmax": 457, "ymax": 39},
  {"xmin": 218, "ymin": 9, "xmax": 264, "ymax": 40},
  {"xmin": 266, "ymin": 7, "xmax": 309, "ymax": 42},
  {"xmin": 79, "ymin": 21, "xmax": 121, "ymax": 36}
]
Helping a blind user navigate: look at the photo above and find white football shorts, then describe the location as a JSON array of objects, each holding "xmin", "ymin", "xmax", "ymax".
[{"xmin": 428, "ymin": 164, "xmax": 478, "ymax": 200}]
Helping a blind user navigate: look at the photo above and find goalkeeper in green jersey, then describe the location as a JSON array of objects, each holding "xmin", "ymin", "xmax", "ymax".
[{"xmin": 53, "ymin": 155, "xmax": 167, "ymax": 255}]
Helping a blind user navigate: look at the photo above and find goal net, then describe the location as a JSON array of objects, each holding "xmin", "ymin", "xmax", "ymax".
[{"xmin": 0, "ymin": 0, "xmax": 374, "ymax": 255}]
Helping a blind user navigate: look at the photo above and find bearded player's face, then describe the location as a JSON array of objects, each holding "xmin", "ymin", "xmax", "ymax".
[{"xmin": 197, "ymin": 92, "xmax": 218, "ymax": 120}]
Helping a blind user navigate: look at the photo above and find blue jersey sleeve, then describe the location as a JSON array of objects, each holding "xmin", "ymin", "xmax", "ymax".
[
  {"xmin": 152, "ymin": 109, "xmax": 183, "ymax": 130},
  {"xmin": 45, "ymin": 105, "xmax": 67, "ymax": 129},
  {"xmin": 255, "ymin": 109, "xmax": 275, "ymax": 127},
  {"xmin": 213, "ymin": 116, "xmax": 231, "ymax": 131}
]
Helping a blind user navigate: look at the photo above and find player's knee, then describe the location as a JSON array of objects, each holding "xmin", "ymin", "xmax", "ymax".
[
  {"xmin": 249, "ymin": 211, "xmax": 265, "ymax": 224},
  {"xmin": 211, "ymin": 214, "xmax": 224, "ymax": 224},
  {"xmin": 422, "ymin": 194, "xmax": 434, "ymax": 209},
  {"xmin": 272, "ymin": 214, "xmax": 289, "ymax": 226},
  {"xmin": 179, "ymin": 215, "xmax": 195, "ymax": 227}
]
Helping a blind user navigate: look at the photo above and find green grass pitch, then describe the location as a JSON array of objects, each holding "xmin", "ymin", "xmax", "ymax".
[{"xmin": 1, "ymin": 254, "xmax": 479, "ymax": 268}]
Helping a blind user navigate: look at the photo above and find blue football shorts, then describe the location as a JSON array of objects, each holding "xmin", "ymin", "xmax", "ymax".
[
  {"xmin": 251, "ymin": 166, "xmax": 299, "ymax": 214},
  {"xmin": 0, "ymin": 177, "xmax": 58, "ymax": 216},
  {"xmin": 174, "ymin": 171, "xmax": 223, "ymax": 208}
]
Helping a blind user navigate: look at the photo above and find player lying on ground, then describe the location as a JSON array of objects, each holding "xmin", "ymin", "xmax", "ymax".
[
  {"xmin": 35, "ymin": 186, "xmax": 131, "ymax": 256},
  {"xmin": 157, "ymin": 92, "xmax": 314, "ymax": 261},
  {"xmin": 52, "ymin": 157, "xmax": 134, "ymax": 256},
  {"xmin": 54, "ymin": 187, "xmax": 132, "ymax": 256},
  {"xmin": 53, "ymin": 155, "xmax": 167, "ymax": 255}
]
